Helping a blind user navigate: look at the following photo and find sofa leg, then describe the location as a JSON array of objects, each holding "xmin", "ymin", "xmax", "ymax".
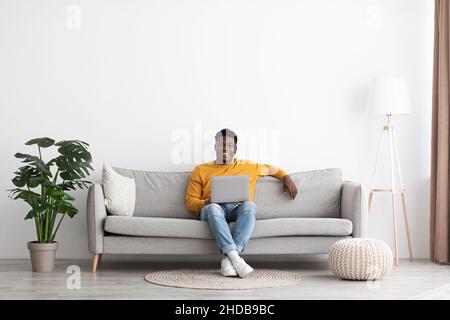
[{"xmin": 92, "ymin": 254, "xmax": 100, "ymax": 273}]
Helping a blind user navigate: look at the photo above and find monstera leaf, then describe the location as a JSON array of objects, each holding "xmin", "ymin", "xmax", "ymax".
[
  {"xmin": 9, "ymin": 189, "xmax": 41, "ymax": 210},
  {"xmin": 45, "ymin": 186, "xmax": 75, "ymax": 202},
  {"xmin": 59, "ymin": 180, "xmax": 91, "ymax": 191},
  {"xmin": 56, "ymin": 201, "xmax": 78, "ymax": 218},
  {"xmin": 25, "ymin": 137, "xmax": 55, "ymax": 148},
  {"xmin": 12, "ymin": 165, "xmax": 48, "ymax": 188},
  {"xmin": 54, "ymin": 140, "xmax": 93, "ymax": 181},
  {"xmin": 14, "ymin": 153, "xmax": 52, "ymax": 177}
]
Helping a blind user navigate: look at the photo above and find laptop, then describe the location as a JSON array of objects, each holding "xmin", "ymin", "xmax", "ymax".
[{"xmin": 210, "ymin": 175, "xmax": 250, "ymax": 204}]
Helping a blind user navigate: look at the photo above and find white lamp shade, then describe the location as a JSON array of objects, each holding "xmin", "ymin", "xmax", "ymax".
[{"xmin": 367, "ymin": 78, "xmax": 412, "ymax": 115}]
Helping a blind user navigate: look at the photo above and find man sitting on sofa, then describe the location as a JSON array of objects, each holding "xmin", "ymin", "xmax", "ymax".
[{"xmin": 185, "ymin": 128, "xmax": 298, "ymax": 278}]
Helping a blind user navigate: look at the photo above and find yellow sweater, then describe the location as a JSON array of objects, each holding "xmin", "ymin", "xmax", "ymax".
[{"xmin": 185, "ymin": 158, "xmax": 288, "ymax": 215}]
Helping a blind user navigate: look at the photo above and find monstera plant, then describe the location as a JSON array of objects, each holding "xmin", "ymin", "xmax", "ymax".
[{"xmin": 9, "ymin": 138, "xmax": 93, "ymax": 272}]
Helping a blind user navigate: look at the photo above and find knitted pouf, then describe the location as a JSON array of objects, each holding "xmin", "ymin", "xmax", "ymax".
[{"xmin": 329, "ymin": 238, "xmax": 393, "ymax": 280}]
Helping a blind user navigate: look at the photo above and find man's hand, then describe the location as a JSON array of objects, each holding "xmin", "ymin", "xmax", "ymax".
[{"xmin": 283, "ymin": 175, "xmax": 297, "ymax": 200}]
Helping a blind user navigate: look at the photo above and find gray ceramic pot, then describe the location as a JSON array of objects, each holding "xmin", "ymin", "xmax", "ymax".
[{"xmin": 27, "ymin": 241, "xmax": 59, "ymax": 272}]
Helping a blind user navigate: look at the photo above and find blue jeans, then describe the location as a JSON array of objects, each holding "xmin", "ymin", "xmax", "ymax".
[{"xmin": 200, "ymin": 201, "xmax": 257, "ymax": 255}]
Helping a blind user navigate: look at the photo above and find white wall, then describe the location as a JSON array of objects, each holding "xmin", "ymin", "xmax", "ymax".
[{"xmin": 0, "ymin": 0, "xmax": 434, "ymax": 259}]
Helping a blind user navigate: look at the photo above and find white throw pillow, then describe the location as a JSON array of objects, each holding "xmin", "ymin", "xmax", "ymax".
[{"xmin": 102, "ymin": 162, "xmax": 136, "ymax": 216}]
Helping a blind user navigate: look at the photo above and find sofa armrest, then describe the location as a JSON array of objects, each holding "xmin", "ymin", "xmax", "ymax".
[
  {"xmin": 86, "ymin": 183, "xmax": 107, "ymax": 254},
  {"xmin": 341, "ymin": 181, "xmax": 367, "ymax": 238}
]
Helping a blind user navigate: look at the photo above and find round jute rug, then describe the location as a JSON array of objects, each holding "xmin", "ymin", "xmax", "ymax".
[{"xmin": 144, "ymin": 269, "xmax": 302, "ymax": 290}]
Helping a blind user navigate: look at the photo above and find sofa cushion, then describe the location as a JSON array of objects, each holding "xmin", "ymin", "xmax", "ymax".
[
  {"xmin": 254, "ymin": 168, "xmax": 343, "ymax": 219},
  {"xmin": 113, "ymin": 167, "xmax": 343, "ymax": 219},
  {"xmin": 113, "ymin": 168, "xmax": 193, "ymax": 219},
  {"xmin": 104, "ymin": 216, "xmax": 353, "ymax": 239},
  {"xmin": 102, "ymin": 163, "xmax": 136, "ymax": 216}
]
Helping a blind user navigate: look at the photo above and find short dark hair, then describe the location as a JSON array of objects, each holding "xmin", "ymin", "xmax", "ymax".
[{"xmin": 215, "ymin": 128, "xmax": 238, "ymax": 145}]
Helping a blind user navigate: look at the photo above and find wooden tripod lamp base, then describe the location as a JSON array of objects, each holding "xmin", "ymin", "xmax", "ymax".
[{"xmin": 369, "ymin": 121, "xmax": 414, "ymax": 266}]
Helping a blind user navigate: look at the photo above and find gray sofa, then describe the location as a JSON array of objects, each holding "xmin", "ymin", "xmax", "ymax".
[{"xmin": 86, "ymin": 167, "xmax": 367, "ymax": 272}]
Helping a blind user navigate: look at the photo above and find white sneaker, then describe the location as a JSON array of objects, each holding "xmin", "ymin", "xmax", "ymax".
[
  {"xmin": 230, "ymin": 256, "xmax": 254, "ymax": 278},
  {"xmin": 220, "ymin": 256, "xmax": 238, "ymax": 277}
]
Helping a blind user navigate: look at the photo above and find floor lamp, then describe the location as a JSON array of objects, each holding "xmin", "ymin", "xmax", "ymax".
[{"xmin": 366, "ymin": 78, "xmax": 414, "ymax": 266}]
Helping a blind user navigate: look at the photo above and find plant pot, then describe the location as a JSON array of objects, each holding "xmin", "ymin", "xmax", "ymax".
[{"xmin": 27, "ymin": 241, "xmax": 59, "ymax": 272}]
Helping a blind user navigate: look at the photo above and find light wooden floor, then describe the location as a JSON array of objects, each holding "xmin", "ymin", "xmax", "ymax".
[{"xmin": 0, "ymin": 258, "xmax": 449, "ymax": 300}]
